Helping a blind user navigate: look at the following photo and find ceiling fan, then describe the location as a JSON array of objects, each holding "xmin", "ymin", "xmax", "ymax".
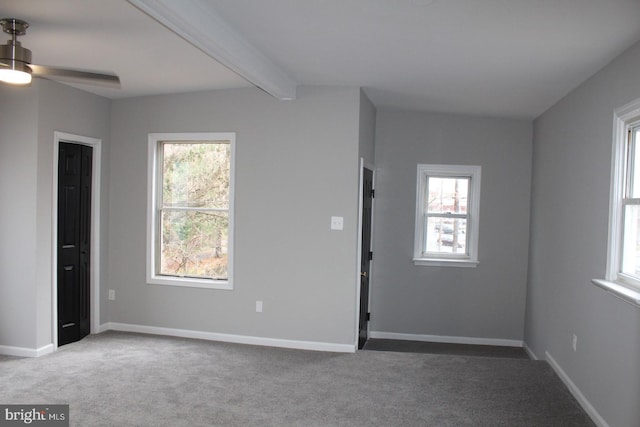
[{"xmin": 0, "ymin": 18, "xmax": 120, "ymax": 87}]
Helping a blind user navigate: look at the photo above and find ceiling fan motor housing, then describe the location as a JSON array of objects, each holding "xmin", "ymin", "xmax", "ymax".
[
  {"xmin": 0, "ymin": 19, "xmax": 32, "ymax": 72},
  {"xmin": 0, "ymin": 40, "xmax": 32, "ymax": 66}
]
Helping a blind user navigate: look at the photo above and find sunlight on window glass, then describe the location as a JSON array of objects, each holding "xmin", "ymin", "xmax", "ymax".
[{"xmin": 426, "ymin": 177, "xmax": 469, "ymax": 214}]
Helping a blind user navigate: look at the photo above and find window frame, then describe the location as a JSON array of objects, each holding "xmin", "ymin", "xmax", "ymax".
[
  {"xmin": 413, "ymin": 164, "xmax": 481, "ymax": 268},
  {"xmin": 606, "ymin": 101, "xmax": 640, "ymax": 292},
  {"xmin": 146, "ymin": 132, "xmax": 235, "ymax": 290},
  {"xmin": 620, "ymin": 123, "xmax": 640, "ymax": 285}
]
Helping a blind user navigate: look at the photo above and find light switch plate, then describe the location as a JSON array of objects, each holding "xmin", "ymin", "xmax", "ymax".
[{"xmin": 331, "ymin": 216, "xmax": 344, "ymax": 230}]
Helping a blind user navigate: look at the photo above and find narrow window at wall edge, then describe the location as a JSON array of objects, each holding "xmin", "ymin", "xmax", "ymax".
[
  {"xmin": 592, "ymin": 99, "xmax": 640, "ymax": 309},
  {"xmin": 146, "ymin": 132, "xmax": 235, "ymax": 290},
  {"xmin": 619, "ymin": 122, "xmax": 640, "ymax": 286},
  {"xmin": 606, "ymin": 114, "xmax": 640, "ymax": 291},
  {"xmin": 413, "ymin": 164, "xmax": 481, "ymax": 268}
]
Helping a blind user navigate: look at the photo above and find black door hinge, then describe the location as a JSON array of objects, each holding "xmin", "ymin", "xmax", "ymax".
[
  {"xmin": 370, "ymin": 189, "xmax": 375, "ymax": 198},
  {"xmin": 368, "ymin": 251, "xmax": 373, "ymax": 261},
  {"xmin": 366, "ymin": 312, "xmax": 371, "ymax": 321}
]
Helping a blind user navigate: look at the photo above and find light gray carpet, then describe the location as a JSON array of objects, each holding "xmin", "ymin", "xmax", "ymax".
[{"xmin": 0, "ymin": 331, "xmax": 594, "ymax": 426}]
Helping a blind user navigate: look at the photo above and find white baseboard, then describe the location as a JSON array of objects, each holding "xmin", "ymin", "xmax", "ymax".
[
  {"xmin": 102, "ymin": 322, "xmax": 356, "ymax": 353},
  {"xmin": 0, "ymin": 343, "xmax": 54, "ymax": 358},
  {"xmin": 369, "ymin": 331, "xmax": 523, "ymax": 348},
  {"xmin": 97, "ymin": 323, "xmax": 110, "ymax": 333},
  {"xmin": 544, "ymin": 351, "xmax": 608, "ymax": 427},
  {"xmin": 523, "ymin": 342, "xmax": 537, "ymax": 360}
]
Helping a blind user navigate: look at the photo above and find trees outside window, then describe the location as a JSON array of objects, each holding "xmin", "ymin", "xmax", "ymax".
[{"xmin": 147, "ymin": 133, "xmax": 235, "ymax": 289}]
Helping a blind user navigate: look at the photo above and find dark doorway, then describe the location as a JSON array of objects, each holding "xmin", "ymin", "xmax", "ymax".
[
  {"xmin": 57, "ymin": 142, "xmax": 92, "ymax": 347},
  {"xmin": 358, "ymin": 167, "xmax": 374, "ymax": 349}
]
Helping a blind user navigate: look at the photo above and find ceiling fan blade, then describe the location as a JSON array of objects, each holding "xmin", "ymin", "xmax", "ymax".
[{"xmin": 29, "ymin": 64, "xmax": 120, "ymax": 88}]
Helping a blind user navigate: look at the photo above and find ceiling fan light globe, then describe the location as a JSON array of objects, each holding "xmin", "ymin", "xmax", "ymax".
[{"xmin": 0, "ymin": 67, "xmax": 31, "ymax": 84}]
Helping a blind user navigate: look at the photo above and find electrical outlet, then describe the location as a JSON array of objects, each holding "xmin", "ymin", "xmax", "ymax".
[
  {"xmin": 108, "ymin": 289, "xmax": 115, "ymax": 301},
  {"xmin": 572, "ymin": 334, "xmax": 577, "ymax": 352},
  {"xmin": 330, "ymin": 216, "xmax": 344, "ymax": 230},
  {"xmin": 256, "ymin": 300, "xmax": 263, "ymax": 313}
]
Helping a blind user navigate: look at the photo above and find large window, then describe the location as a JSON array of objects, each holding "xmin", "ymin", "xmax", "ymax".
[
  {"xmin": 147, "ymin": 133, "xmax": 235, "ymax": 289},
  {"xmin": 413, "ymin": 164, "xmax": 481, "ymax": 267}
]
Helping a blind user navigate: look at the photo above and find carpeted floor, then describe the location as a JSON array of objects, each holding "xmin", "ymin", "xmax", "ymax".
[{"xmin": 0, "ymin": 331, "xmax": 595, "ymax": 426}]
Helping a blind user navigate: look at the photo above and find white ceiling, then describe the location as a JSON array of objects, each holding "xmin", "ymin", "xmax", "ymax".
[{"xmin": 1, "ymin": 0, "xmax": 640, "ymax": 118}]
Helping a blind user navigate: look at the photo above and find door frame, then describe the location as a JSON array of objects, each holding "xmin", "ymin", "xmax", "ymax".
[
  {"xmin": 52, "ymin": 131, "xmax": 102, "ymax": 349},
  {"xmin": 354, "ymin": 158, "xmax": 375, "ymax": 350}
]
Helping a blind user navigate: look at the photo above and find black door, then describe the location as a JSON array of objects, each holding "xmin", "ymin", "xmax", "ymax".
[
  {"xmin": 358, "ymin": 167, "xmax": 374, "ymax": 349},
  {"xmin": 57, "ymin": 142, "xmax": 92, "ymax": 346}
]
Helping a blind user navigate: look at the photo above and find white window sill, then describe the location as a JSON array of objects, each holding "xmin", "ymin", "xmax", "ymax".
[
  {"xmin": 591, "ymin": 279, "xmax": 640, "ymax": 308},
  {"xmin": 413, "ymin": 258, "xmax": 479, "ymax": 268},
  {"xmin": 148, "ymin": 275, "xmax": 233, "ymax": 290}
]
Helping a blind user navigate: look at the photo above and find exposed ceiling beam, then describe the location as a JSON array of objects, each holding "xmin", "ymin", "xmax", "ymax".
[{"xmin": 128, "ymin": 0, "xmax": 297, "ymax": 100}]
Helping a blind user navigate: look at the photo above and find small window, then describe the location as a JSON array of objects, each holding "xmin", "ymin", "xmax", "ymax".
[
  {"xmin": 414, "ymin": 164, "xmax": 481, "ymax": 267},
  {"xmin": 147, "ymin": 133, "xmax": 235, "ymax": 289}
]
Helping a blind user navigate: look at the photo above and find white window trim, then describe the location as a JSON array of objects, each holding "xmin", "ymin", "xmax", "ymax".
[
  {"xmin": 413, "ymin": 164, "xmax": 481, "ymax": 268},
  {"xmin": 146, "ymin": 132, "xmax": 235, "ymax": 290},
  {"xmin": 592, "ymin": 99, "xmax": 640, "ymax": 308}
]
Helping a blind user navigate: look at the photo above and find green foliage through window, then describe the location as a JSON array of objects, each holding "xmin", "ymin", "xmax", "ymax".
[{"xmin": 159, "ymin": 141, "xmax": 230, "ymax": 280}]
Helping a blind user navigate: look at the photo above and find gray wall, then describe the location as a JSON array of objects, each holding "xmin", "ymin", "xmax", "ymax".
[
  {"xmin": 371, "ymin": 111, "xmax": 532, "ymax": 341},
  {"xmin": 0, "ymin": 79, "xmax": 111, "ymax": 351},
  {"xmin": 358, "ymin": 89, "xmax": 376, "ymax": 165},
  {"xmin": 526, "ymin": 41, "xmax": 640, "ymax": 427},
  {"xmin": 108, "ymin": 86, "xmax": 363, "ymax": 346},
  {"xmin": 0, "ymin": 85, "xmax": 39, "ymax": 350}
]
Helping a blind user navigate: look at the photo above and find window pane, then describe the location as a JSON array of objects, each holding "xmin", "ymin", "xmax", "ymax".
[
  {"xmin": 160, "ymin": 210, "xmax": 229, "ymax": 280},
  {"xmin": 622, "ymin": 204, "xmax": 640, "ymax": 278},
  {"xmin": 631, "ymin": 129, "xmax": 640, "ymax": 198},
  {"xmin": 425, "ymin": 217, "xmax": 468, "ymax": 254},
  {"xmin": 427, "ymin": 177, "xmax": 469, "ymax": 214},
  {"xmin": 162, "ymin": 142, "xmax": 230, "ymax": 209}
]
